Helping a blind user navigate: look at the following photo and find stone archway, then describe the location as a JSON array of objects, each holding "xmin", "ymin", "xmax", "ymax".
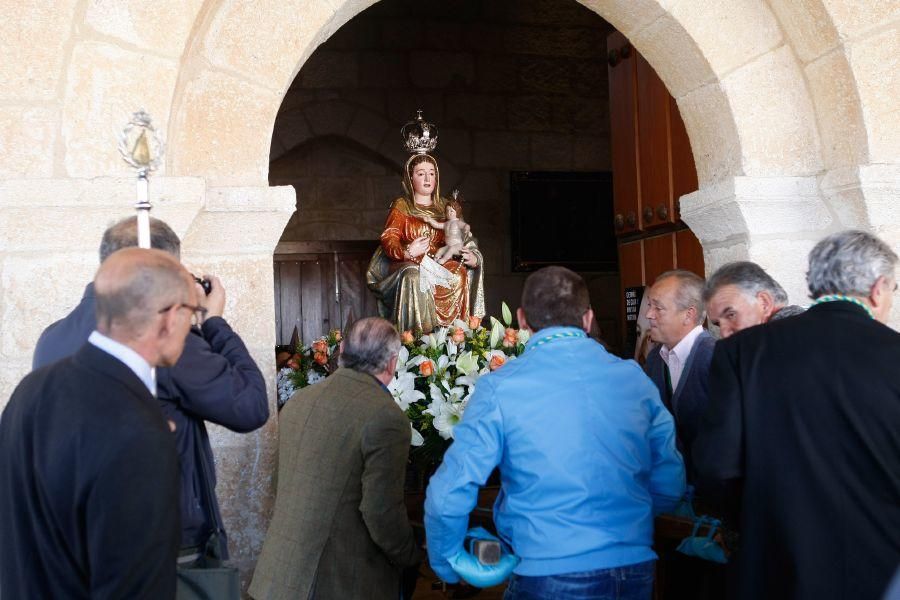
[{"xmin": 162, "ymin": 0, "xmax": 898, "ymax": 306}]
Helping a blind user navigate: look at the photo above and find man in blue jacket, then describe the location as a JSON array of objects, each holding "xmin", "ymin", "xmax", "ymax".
[
  {"xmin": 32, "ymin": 216, "xmax": 269, "ymax": 562},
  {"xmin": 425, "ymin": 266, "xmax": 685, "ymax": 599}
]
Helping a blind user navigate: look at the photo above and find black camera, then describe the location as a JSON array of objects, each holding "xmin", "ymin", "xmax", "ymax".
[{"xmin": 194, "ymin": 276, "xmax": 212, "ymax": 296}]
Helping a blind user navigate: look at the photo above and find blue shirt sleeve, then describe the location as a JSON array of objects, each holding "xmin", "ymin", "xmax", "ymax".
[{"xmin": 424, "ymin": 376, "xmax": 504, "ymax": 583}]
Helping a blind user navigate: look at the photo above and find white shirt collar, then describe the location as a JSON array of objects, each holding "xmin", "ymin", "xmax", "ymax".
[
  {"xmin": 663, "ymin": 324, "xmax": 704, "ymax": 363},
  {"xmin": 658, "ymin": 325, "xmax": 705, "ymax": 392},
  {"xmin": 88, "ymin": 331, "xmax": 157, "ymax": 396}
]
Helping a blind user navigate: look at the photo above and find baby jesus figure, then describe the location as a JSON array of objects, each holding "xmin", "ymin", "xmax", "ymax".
[{"xmin": 424, "ymin": 201, "xmax": 472, "ymax": 265}]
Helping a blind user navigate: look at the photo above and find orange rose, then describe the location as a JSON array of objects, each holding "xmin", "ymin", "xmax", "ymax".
[
  {"xmin": 419, "ymin": 360, "xmax": 434, "ymax": 377},
  {"xmin": 330, "ymin": 329, "xmax": 342, "ymax": 342},
  {"xmin": 313, "ymin": 351, "xmax": 328, "ymax": 366},
  {"xmin": 468, "ymin": 315, "xmax": 482, "ymax": 329},
  {"xmin": 312, "ymin": 340, "xmax": 328, "ymax": 354},
  {"xmin": 400, "ymin": 330, "xmax": 415, "ymax": 344},
  {"xmin": 503, "ymin": 328, "xmax": 518, "ymax": 347},
  {"xmin": 489, "ymin": 355, "xmax": 506, "ymax": 371},
  {"xmin": 450, "ymin": 327, "xmax": 466, "ymax": 344}
]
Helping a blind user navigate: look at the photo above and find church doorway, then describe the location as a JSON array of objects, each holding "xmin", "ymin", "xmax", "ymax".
[{"xmin": 267, "ymin": 0, "xmax": 706, "ymax": 359}]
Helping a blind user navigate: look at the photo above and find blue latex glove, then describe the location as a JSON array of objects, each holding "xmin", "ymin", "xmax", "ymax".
[
  {"xmin": 446, "ymin": 527, "xmax": 520, "ymax": 588},
  {"xmin": 676, "ymin": 517, "xmax": 728, "ymax": 564}
]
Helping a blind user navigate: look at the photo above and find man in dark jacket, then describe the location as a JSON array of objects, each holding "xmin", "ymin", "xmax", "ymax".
[
  {"xmin": 1, "ymin": 248, "xmax": 194, "ymax": 598},
  {"xmin": 643, "ymin": 269, "xmax": 714, "ymax": 480},
  {"xmin": 32, "ymin": 216, "xmax": 269, "ymax": 560},
  {"xmin": 694, "ymin": 230, "xmax": 900, "ymax": 600}
]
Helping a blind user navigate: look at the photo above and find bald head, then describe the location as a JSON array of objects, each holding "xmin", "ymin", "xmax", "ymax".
[{"xmin": 95, "ymin": 248, "xmax": 194, "ymax": 339}]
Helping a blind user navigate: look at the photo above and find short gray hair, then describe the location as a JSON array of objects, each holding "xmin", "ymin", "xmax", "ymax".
[
  {"xmin": 338, "ymin": 317, "xmax": 400, "ymax": 376},
  {"xmin": 656, "ymin": 269, "xmax": 706, "ymax": 325},
  {"xmin": 99, "ymin": 216, "xmax": 181, "ymax": 262},
  {"xmin": 703, "ymin": 261, "xmax": 789, "ymax": 305},
  {"xmin": 807, "ymin": 230, "xmax": 898, "ymax": 299},
  {"xmin": 95, "ymin": 247, "xmax": 192, "ymax": 338}
]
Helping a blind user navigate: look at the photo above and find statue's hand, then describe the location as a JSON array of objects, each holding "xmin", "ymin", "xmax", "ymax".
[
  {"xmin": 460, "ymin": 247, "xmax": 479, "ymax": 268},
  {"xmin": 406, "ymin": 236, "xmax": 430, "ymax": 259}
]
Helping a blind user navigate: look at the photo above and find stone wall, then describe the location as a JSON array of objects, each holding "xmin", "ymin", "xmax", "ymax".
[{"xmin": 269, "ymin": 0, "xmax": 622, "ymax": 345}]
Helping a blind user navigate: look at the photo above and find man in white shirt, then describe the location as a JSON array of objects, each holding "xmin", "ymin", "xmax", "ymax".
[{"xmin": 643, "ymin": 269, "xmax": 714, "ymax": 479}]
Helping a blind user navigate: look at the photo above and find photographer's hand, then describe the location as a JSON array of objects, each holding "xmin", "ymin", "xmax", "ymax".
[{"xmin": 199, "ymin": 275, "xmax": 226, "ymax": 318}]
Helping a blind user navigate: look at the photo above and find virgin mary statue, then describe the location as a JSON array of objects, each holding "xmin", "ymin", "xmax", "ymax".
[{"xmin": 367, "ymin": 112, "xmax": 485, "ymax": 333}]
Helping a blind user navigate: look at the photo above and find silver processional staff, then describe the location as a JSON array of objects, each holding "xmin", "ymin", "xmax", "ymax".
[{"xmin": 118, "ymin": 110, "xmax": 164, "ymax": 249}]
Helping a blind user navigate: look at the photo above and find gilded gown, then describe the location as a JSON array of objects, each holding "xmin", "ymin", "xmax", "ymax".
[{"xmin": 367, "ymin": 197, "xmax": 485, "ymax": 333}]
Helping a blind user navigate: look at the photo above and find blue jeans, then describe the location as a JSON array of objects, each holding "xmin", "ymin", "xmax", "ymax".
[{"xmin": 503, "ymin": 560, "xmax": 655, "ymax": 600}]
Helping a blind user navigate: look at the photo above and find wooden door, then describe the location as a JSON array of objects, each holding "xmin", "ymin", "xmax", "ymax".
[
  {"xmin": 636, "ymin": 53, "xmax": 674, "ymax": 230},
  {"xmin": 608, "ymin": 31, "xmax": 640, "ymax": 236},
  {"xmin": 273, "ymin": 241, "xmax": 379, "ymax": 347}
]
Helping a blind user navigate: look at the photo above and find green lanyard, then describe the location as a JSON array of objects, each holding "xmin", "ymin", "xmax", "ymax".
[
  {"xmin": 811, "ymin": 294, "xmax": 874, "ymax": 320},
  {"xmin": 527, "ymin": 330, "xmax": 587, "ymax": 351}
]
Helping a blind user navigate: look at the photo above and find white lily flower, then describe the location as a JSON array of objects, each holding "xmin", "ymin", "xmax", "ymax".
[
  {"xmin": 410, "ymin": 424, "xmax": 424, "ymax": 447},
  {"xmin": 388, "ymin": 371, "xmax": 425, "ymax": 411},
  {"xmin": 455, "ymin": 351, "xmax": 479, "ymax": 376},
  {"xmin": 436, "ymin": 354, "xmax": 451, "ymax": 373},
  {"xmin": 420, "ymin": 333, "xmax": 436, "ymax": 349},
  {"xmin": 517, "ymin": 328, "xmax": 531, "ymax": 345},
  {"xmin": 455, "ymin": 373, "xmax": 481, "ymax": 389},
  {"xmin": 396, "ymin": 346, "xmax": 410, "ymax": 370},
  {"xmin": 432, "ymin": 401, "xmax": 464, "ymax": 439},
  {"xmin": 489, "ymin": 318, "xmax": 503, "ymax": 348},
  {"xmin": 408, "ymin": 354, "xmax": 428, "ymax": 368},
  {"xmin": 452, "ymin": 318, "xmax": 470, "ymax": 332}
]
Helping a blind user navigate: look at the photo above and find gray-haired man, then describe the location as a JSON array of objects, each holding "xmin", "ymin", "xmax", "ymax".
[
  {"xmin": 703, "ymin": 261, "xmax": 805, "ymax": 338},
  {"xmin": 694, "ymin": 230, "xmax": 900, "ymax": 600},
  {"xmin": 250, "ymin": 317, "xmax": 421, "ymax": 600}
]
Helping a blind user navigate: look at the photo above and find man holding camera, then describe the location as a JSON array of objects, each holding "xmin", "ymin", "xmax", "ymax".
[{"xmin": 32, "ymin": 216, "xmax": 269, "ymax": 564}]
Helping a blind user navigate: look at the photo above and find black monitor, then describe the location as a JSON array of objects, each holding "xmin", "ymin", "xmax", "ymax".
[{"xmin": 510, "ymin": 171, "xmax": 618, "ymax": 272}]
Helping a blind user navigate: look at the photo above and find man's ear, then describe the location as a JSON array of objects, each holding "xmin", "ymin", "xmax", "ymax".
[
  {"xmin": 757, "ymin": 290, "xmax": 777, "ymax": 320},
  {"xmin": 386, "ymin": 353, "xmax": 399, "ymax": 378},
  {"xmin": 582, "ymin": 308, "xmax": 595, "ymax": 334},
  {"xmin": 516, "ymin": 307, "xmax": 532, "ymax": 332},
  {"xmin": 869, "ymin": 275, "xmax": 893, "ymax": 321},
  {"xmin": 157, "ymin": 305, "xmax": 177, "ymax": 340}
]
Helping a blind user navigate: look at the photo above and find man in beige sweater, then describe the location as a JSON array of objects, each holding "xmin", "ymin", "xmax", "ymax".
[{"xmin": 250, "ymin": 317, "xmax": 421, "ymax": 599}]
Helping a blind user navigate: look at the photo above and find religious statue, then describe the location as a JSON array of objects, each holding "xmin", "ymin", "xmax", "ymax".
[{"xmin": 367, "ymin": 111, "xmax": 485, "ymax": 333}]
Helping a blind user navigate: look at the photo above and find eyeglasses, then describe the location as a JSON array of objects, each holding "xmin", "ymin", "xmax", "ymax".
[{"xmin": 158, "ymin": 303, "xmax": 208, "ymax": 326}]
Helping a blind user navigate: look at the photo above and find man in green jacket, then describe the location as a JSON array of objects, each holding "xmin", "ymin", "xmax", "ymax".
[{"xmin": 250, "ymin": 317, "xmax": 421, "ymax": 599}]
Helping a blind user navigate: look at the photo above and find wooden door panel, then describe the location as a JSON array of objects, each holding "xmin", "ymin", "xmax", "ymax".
[
  {"xmin": 636, "ymin": 54, "xmax": 672, "ymax": 230},
  {"xmin": 274, "ymin": 243, "xmax": 381, "ymax": 347},
  {"xmin": 669, "ymin": 95, "xmax": 698, "ymax": 221},
  {"xmin": 299, "ymin": 259, "xmax": 326, "ymax": 343},
  {"xmin": 277, "ymin": 260, "xmax": 302, "ymax": 345},
  {"xmin": 675, "ymin": 229, "xmax": 705, "ymax": 277},
  {"xmin": 643, "ymin": 234, "xmax": 675, "ymax": 284},
  {"xmin": 618, "ymin": 240, "xmax": 644, "ymax": 289},
  {"xmin": 608, "ymin": 31, "xmax": 640, "ymax": 235}
]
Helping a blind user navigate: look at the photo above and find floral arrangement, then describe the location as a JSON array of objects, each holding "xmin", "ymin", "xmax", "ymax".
[
  {"xmin": 275, "ymin": 304, "xmax": 529, "ymax": 464},
  {"xmin": 389, "ymin": 304, "xmax": 529, "ymax": 464},
  {"xmin": 276, "ymin": 329, "xmax": 342, "ymax": 408}
]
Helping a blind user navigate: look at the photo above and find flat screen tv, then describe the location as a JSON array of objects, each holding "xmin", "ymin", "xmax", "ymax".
[{"xmin": 510, "ymin": 171, "xmax": 618, "ymax": 272}]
